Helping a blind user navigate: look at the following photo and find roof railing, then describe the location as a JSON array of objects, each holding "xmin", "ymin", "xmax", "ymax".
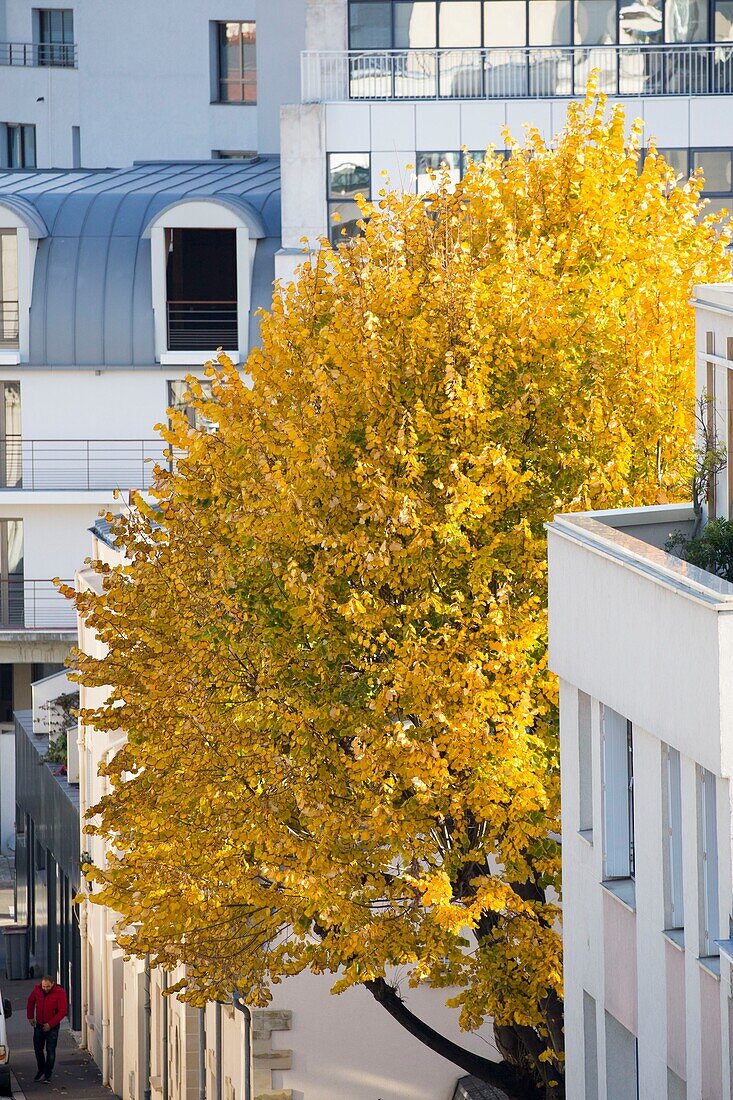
[
  {"xmin": 0, "ymin": 579, "xmax": 75, "ymax": 631},
  {"xmin": 0, "ymin": 41, "xmax": 77, "ymax": 68},
  {"xmin": 302, "ymin": 43, "xmax": 733, "ymax": 102}
]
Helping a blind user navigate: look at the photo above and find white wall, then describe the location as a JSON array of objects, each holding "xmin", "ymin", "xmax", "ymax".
[{"xmin": 1, "ymin": 0, "xmax": 306, "ymax": 166}]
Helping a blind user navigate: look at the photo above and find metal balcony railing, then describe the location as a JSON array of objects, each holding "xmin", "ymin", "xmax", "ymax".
[
  {"xmin": 0, "ymin": 302, "xmax": 19, "ymax": 348},
  {"xmin": 166, "ymin": 301, "xmax": 238, "ymax": 352},
  {"xmin": 0, "ymin": 41, "xmax": 77, "ymax": 67},
  {"xmin": 302, "ymin": 44, "xmax": 733, "ymax": 102},
  {"xmin": 0, "ymin": 579, "xmax": 75, "ymax": 630},
  {"xmin": 0, "ymin": 438, "xmax": 168, "ymax": 491}
]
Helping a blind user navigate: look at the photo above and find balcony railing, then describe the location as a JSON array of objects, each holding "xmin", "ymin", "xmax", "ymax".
[
  {"xmin": 167, "ymin": 301, "xmax": 238, "ymax": 352},
  {"xmin": 0, "ymin": 438, "xmax": 168, "ymax": 491},
  {"xmin": 0, "ymin": 41, "xmax": 77, "ymax": 68},
  {"xmin": 0, "ymin": 579, "xmax": 75, "ymax": 630},
  {"xmin": 0, "ymin": 302, "xmax": 19, "ymax": 348},
  {"xmin": 302, "ymin": 44, "xmax": 733, "ymax": 102}
]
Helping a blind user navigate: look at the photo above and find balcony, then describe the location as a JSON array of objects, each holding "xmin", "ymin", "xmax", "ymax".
[
  {"xmin": 0, "ymin": 438, "xmax": 168, "ymax": 491},
  {"xmin": 0, "ymin": 302, "xmax": 18, "ymax": 349},
  {"xmin": 302, "ymin": 44, "xmax": 733, "ymax": 103},
  {"xmin": 0, "ymin": 41, "xmax": 77, "ymax": 68},
  {"xmin": 166, "ymin": 301, "xmax": 238, "ymax": 352},
  {"xmin": 0, "ymin": 579, "xmax": 74, "ymax": 630}
]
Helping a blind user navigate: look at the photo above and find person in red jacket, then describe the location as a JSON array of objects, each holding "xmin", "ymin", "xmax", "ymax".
[{"xmin": 26, "ymin": 975, "xmax": 68, "ymax": 1081}]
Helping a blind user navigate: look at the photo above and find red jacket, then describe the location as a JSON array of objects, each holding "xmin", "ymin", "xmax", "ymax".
[{"xmin": 26, "ymin": 983, "xmax": 68, "ymax": 1029}]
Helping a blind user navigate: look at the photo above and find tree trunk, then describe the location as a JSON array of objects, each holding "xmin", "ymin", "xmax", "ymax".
[{"xmin": 363, "ymin": 977, "xmax": 558, "ymax": 1099}]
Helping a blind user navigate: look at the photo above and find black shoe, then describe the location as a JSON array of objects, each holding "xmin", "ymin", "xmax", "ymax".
[
  {"xmin": 34, "ymin": 1071, "xmax": 45, "ymax": 1081},
  {"xmin": 43, "ymin": 1074, "xmax": 52, "ymax": 1082}
]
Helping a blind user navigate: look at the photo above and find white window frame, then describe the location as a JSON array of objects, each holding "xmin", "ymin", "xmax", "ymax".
[
  {"xmin": 602, "ymin": 705, "xmax": 634, "ymax": 880},
  {"xmin": 144, "ymin": 199, "xmax": 261, "ymax": 366},
  {"xmin": 0, "ymin": 200, "xmax": 46, "ymax": 365}
]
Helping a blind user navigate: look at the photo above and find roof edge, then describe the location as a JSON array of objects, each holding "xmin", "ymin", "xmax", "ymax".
[
  {"xmin": 142, "ymin": 196, "xmax": 266, "ymax": 239},
  {"xmin": 0, "ymin": 195, "xmax": 48, "ymax": 238}
]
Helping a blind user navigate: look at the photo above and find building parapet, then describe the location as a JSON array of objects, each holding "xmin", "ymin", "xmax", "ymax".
[
  {"xmin": 302, "ymin": 44, "xmax": 733, "ymax": 103},
  {"xmin": 549, "ymin": 503, "xmax": 733, "ymax": 609}
]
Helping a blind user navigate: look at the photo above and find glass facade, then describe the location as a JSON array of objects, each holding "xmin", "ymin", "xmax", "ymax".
[
  {"xmin": 348, "ymin": 0, "xmax": 724, "ymax": 45},
  {"xmin": 217, "ymin": 21, "xmax": 257, "ymax": 103}
]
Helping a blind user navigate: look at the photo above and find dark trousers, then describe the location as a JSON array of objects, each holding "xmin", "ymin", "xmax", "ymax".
[{"xmin": 33, "ymin": 1024, "xmax": 59, "ymax": 1076}]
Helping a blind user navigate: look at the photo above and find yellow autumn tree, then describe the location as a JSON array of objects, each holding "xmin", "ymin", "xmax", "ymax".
[{"xmin": 67, "ymin": 93, "xmax": 731, "ymax": 1100}]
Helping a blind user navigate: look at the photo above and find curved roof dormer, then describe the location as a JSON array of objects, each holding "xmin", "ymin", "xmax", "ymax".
[{"xmin": 0, "ymin": 197, "xmax": 48, "ymax": 364}]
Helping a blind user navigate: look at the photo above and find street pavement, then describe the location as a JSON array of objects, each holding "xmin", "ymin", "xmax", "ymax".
[{"xmin": 0, "ymin": 856, "xmax": 117, "ymax": 1099}]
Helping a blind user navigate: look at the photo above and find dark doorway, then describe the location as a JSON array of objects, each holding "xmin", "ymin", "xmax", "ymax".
[{"xmin": 165, "ymin": 229, "xmax": 238, "ymax": 351}]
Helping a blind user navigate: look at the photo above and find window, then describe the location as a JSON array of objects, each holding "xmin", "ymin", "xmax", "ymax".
[
  {"xmin": 168, "ymin": 380, "xmax": 215, "ymax": 432},
  {"xmin": 0, "ymin": 519, "xmax": 24, "ymax": 628},
  {"xmin": 37, "ymin": 9, "xmax": 74, "ymax": 66},
  {"xmin": 578, "ymin": 690, "xmax": 593, "ymax": 837},
  {"xmin": 662, "ymin": 744, "xmax": 684, "ymax": 932},
  {"xmin": 5, "ymin": 125, "xmax": 36, "ymax": 169},
  {"xmin": 165, "ymin": 230, "xmax": 238, "ymax": 351},
  {"xmin": 416, "ymin": 151, "xmax": 461, "ymax": 194},
  {"xmin": 328, "ymin": 153, "xmax": 371, "ymax": 245},
  {"xmin": 694, "ymin": 150, "xmax": 733, "ymax": 194},
  {"xmin": 0, "ymin": 234, "xmax": 18, "ymax": 350},
  {"xmin": 213, "ymin": 150, "xmax": 257, "ymax": 160},
  {"xmin": 528, "ymin": 0, "xmax": 571, "ymax": 44},
  {"xmin": 699, "ymin": 766, "xmax": 719, "ymax": 958},
  {"xmin": 717, "ymin": 0, "xmax": 733, "ymax": 37},
  {"xmin": 217, "ymin": 22, "xmax": 256, "ymax": 103},
  {"xmin": 601, "ymin": 705, "xmax": 634, "ymax": 880}
]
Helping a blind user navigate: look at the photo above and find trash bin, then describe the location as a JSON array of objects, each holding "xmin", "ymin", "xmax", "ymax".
[{"xmin": 3, "ymin": 924, "xmax": 28, "ymax": 980}]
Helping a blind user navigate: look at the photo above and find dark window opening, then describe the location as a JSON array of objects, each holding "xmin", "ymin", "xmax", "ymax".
[
  {"xmin": 37, "ymin": 9, "xmax": 75, "ymax": 66},
  {"xmin": 165, "ymin": 229, "xmax": 238, "ymax": 352}
]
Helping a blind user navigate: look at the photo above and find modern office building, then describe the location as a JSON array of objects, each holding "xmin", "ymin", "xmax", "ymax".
[
  {"xmin": 548, "ymin": 284, "xmax": 733, "ymax": 1099},
  {"xmin": 0, "ymin": 1, "xmax": 305, "ymax": 168},
  {"xmin": 277, "ymin": 0, "xmax": 733, "ymax": 280}
]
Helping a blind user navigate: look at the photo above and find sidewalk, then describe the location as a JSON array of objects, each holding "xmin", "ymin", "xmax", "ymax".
[{"xmin": 0, "ymin": 858, "xmax": 116, "ymax": 1098}]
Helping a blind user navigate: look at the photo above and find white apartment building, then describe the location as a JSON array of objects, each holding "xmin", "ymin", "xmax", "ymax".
[
  {"xmin": 0, "ymin": 1, "xmax": 306, "ymax": 167},
  {"xmin": 74, "ymin": 521, "xmax": 503, "ymax": 1100},
  {"xmin": 0, "ymin": 156, "xmax": 280, "ymax": 751},
  {"xmin": 548, "ymin": 284, "xmax": 733, "ymax": 1099},
  {"xmin": 277, "ymin": 0, "xmax": 733, "ymax": 280}
]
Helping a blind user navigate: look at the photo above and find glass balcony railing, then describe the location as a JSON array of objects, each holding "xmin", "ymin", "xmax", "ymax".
[
  {"xmin": 302, "ymin": 44, "xmax": 733, "ymax": 102},
  {"xmin": 0, "ymin": 41, "xmax": 77, "ymax": 68}
]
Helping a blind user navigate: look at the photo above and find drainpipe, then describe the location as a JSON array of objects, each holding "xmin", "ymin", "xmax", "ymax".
[
  {"xmin": 198, "ymin": 1007, "xmax": 206, "ymax": 1100},
  {"xmin": 231, "ymin": 992, "xmax": 252, "ymax": 1100},
  {"xmin": 162, "ymin": 971, "xmax": 169, "ymax": 1100},
  {"xmin": 215, "ymin": 1004, "xmax": 222, "ymax": 1100},
  {"xmin": 143, "ymin": 956, "xmax": 151, "ymax": 1100}
]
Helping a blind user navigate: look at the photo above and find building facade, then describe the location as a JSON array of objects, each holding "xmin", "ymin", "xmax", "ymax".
[
  {"xmin": 277, "ymin": 0, "xmax": 733, "ymax": 281},
  {"xmin": 0, "ymin": 156, "xmax": 280, "ymax": 742},
  {"xmin": 548, "ymin": 285, "xmax": 733, "ymax": 1099},
  {"xmin": 0, "ymin": 1, "xmax": 306, "ymax": 168}
]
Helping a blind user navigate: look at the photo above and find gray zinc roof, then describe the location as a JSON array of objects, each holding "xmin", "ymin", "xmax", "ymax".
[{"xmin": 0, "ymin": 158, "xmax": 281, "ymax": 367}]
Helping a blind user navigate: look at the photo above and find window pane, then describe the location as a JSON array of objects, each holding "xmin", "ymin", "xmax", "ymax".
[
  {"xmin": 438, "ymin": 1, "xmax": 482, "ymax": 45},
  {"xmin": 329, "ymin": 200, "xmax": 367, "ymax": 244},
  {"xmin": 484, "ymin": 1, "xmax": 527, "ymax": 45},
  {"xmin": 395, "ymin": 2, "xmax": 437, "ymax": 46},
  {"xmin": 694, "ymin": 150, "xmax": 732, "ymax": 192},
  {"xmin": 22, "ymin": 125, "xmax": 35, "ymax": 168},
  {"xmin": 655, "ymin": 147, "xmax": 689, "ymax": 176},
  {"xmin": 665, "ymin": 0, "xmax": 707, "ymax": 39},
  {"xmin": 416, "ymin": 151, "xmax": 461, "ymax": 193},
  {"xmin": 349, "ymin": 1, "xmax": 393, "ymax": 47},
  {"xmin": 619, "ymin": 0, "xmax": 662, "ymax": 42},
  {"xmin": 715, "ymin": 0, "xmax": 733, "ymax": 38},
  {"xmin": 575, "ymin": 0, "xmax": 616, "ymax": 42},
  {"xmin": 328, "ymin": 154, "xmax": 371, "ymax": 199},
  {"xmin": 529, "ymin": 0, "xmax": 571, "ymax": 43},
  {"xmin": 218, "ymin": 22, "xmax": 256, "ymax": 103}
]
